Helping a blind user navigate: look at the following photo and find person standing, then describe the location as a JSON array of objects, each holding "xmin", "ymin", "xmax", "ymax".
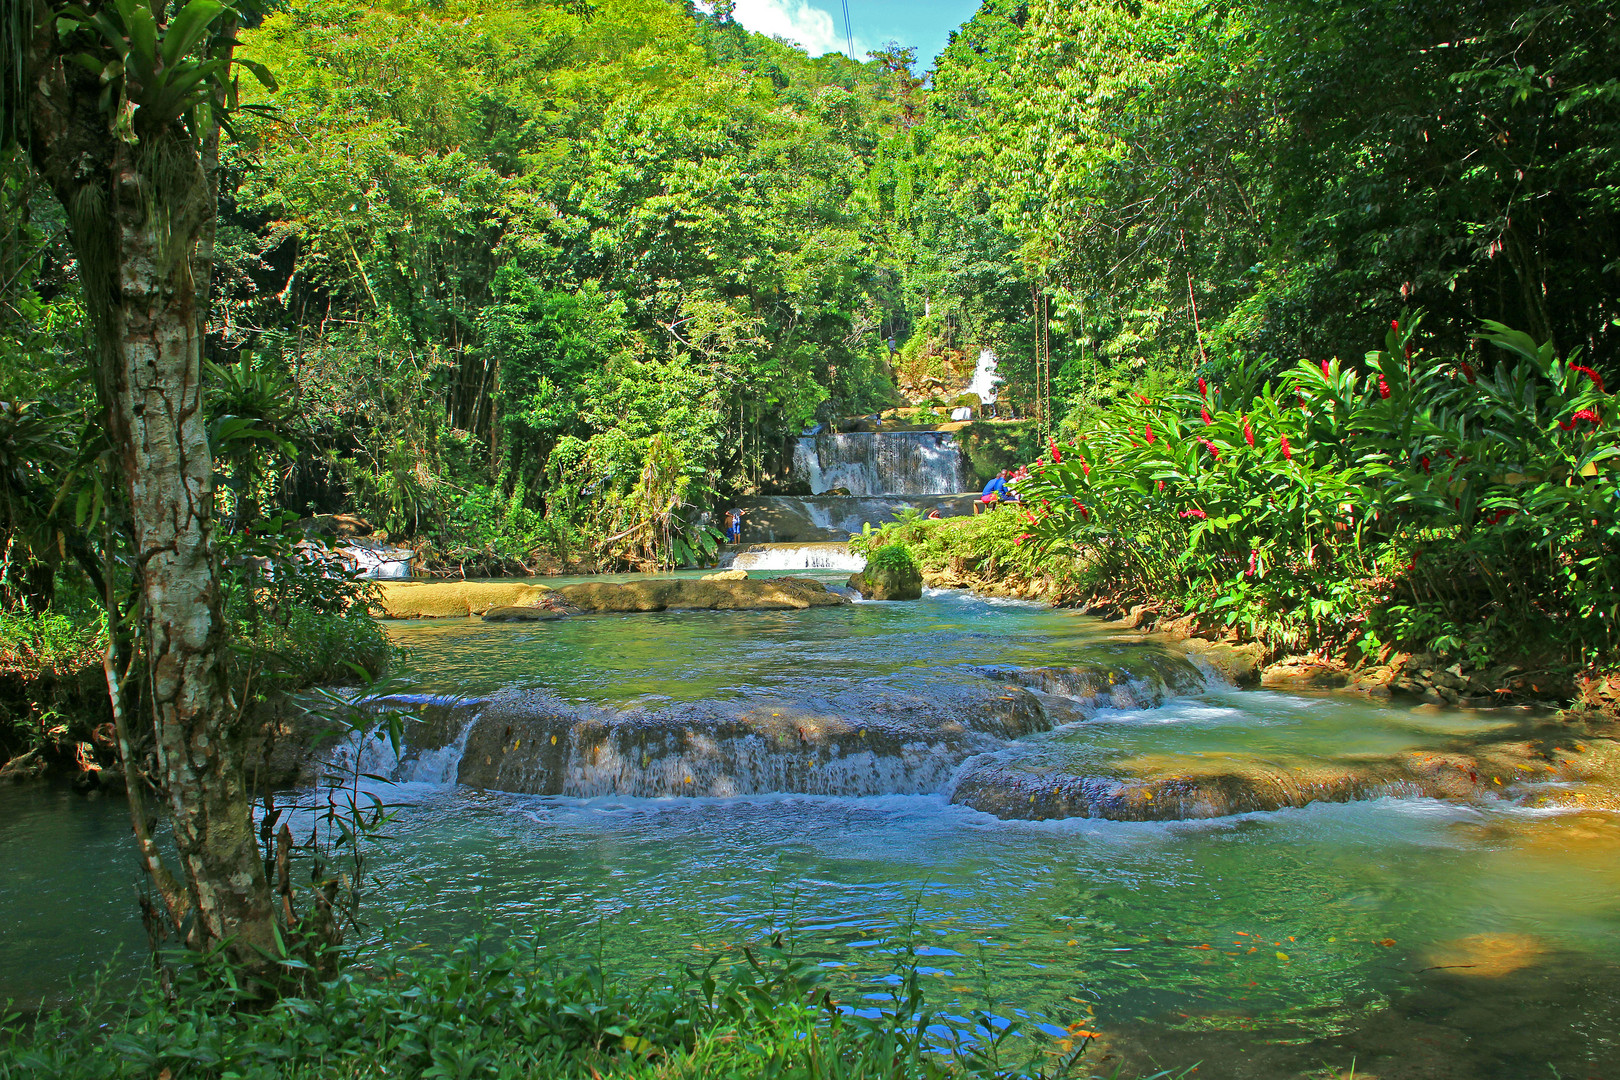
[{"xmin": 724, "ymin": 507, "xmax": 746, "ymax": 543}]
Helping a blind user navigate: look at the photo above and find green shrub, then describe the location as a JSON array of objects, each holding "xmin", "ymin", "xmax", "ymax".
[
  {"xmin": 1020, "ymin": 318, "xmax": 1620, "ymax": 665},
  {"xmin": 959, "ymin": 422, "xmax": 1039, "ymax": 483},
  {"xmin": 0, "ymin": 933, "xmax": 1139, "ymax": 1080},
  {"xmin": 865, "ymin": 542, "xmax": 919, "ymax": 577},
  {"xmin": 0, "ymin": 609, "xmax": 103, "ymax": 677}
]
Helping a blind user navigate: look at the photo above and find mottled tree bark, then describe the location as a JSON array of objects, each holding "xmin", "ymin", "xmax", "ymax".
[{"xmin": 16, "ymin": 0, "xmax": 278, "ymax": 974}]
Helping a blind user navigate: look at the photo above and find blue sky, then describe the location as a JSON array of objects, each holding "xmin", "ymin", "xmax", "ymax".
[{"xmin": 730, "ymin": 0, "xmax": 986, "ymax": 69}]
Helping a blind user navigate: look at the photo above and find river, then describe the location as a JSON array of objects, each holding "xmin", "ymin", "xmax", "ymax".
[{"xmin": 3, "ymin": 573, "xmax": 1618, "ymax": 1077}]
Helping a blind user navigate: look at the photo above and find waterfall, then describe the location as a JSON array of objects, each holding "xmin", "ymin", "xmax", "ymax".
[
  {"xmin": 722, "ymin": 543, "xmax": 866, "ymax": 571},
  {"xmin": 330, "ymin": 658, "xmax": 1216, "ymax": 805},
  {"xmin": 966, "ymin": 348, "xmax": 1002, "ymax": 404},
  {"xmin": 791, "ymin": 431, "xmax": 968, "ymax": 496}
]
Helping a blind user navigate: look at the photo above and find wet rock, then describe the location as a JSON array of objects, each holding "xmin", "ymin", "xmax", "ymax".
[
  {"xmin": 978, "ymin": 652, "xmax": 1207, "ymax": 707},
  {"xmin": 554, "ymin": 576, "xmax": 847, "ymax": 612},
  {"xmin": 848, "ymin": 562, "xmax": 923, "ymax": 601},
  {"xmin": 1179, "ymin": 640, "xmax": 1265, "ymax": 687},
  {"xmin": 297, "ymin": 513, "xmax": 374, "ymax": 538},
  {"xmin": 482, "ymin": 605, "xmax": 571, "ymax": 622},
  {"xmin": 0, "ymin": 747, "xmax": 46, "ymax": 783},
  {"xmin": 449, "ymin": 680, "xmax": 1049, "ymax": 798},
  {"xmin": 702, "ymin": 569, "xmax": 749, "ymax": 581},
  {"xmin": 951, "ymin": 723, "xmax": 1603, "ymax": 822},
  {"xmin": 1260, "ymin": 656, "xmax": 1350, "ymax": 690},
  {"xmin": 483, "ymin": 592, "xmax": 581, "ymax": 622},
  {"xmin": 1421, "ymin": 933, "xmax": 1545, "ymax": 978},
  {"xmin": 374, "ymin": 581, "xmax": 560, "ymax": 618}
]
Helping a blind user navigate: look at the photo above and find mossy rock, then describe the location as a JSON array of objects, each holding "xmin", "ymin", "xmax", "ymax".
[{"xmin": 848, "ymin": 543, "xmax": 923, "ymax": 601}]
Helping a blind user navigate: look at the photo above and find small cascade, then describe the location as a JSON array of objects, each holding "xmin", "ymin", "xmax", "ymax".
[
  {"xmin": 721, "ymin": 543, "xmax": 866, "ymax": 572},
  {"xmin": 965, "ymin": 348, "xmax": 1003, "ymax": 404},
  {"xmin": 791, "ymin": 431, "xmax": 968, "ymax": 496},
  {"xmin": 952, "ymin": 350, "xmax": 1004, "ymax": 420},
  {"xmin": 327, "ymin": 659, "xmax": 1224, "ymax": 806}
]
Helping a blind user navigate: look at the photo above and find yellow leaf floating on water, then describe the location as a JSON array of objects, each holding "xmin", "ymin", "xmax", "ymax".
[{"xmin": 1066, "ymin": 940, "xmax": 1078, "ymax": 946}]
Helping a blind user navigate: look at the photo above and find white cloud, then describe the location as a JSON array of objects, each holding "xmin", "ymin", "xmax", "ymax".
[{"xmin": 731, "ymin": 0, "xmax": 855, "ymax": 58}]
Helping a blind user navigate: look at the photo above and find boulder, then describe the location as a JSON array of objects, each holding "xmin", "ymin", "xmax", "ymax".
[
  {"xmin": 847, "ymin": 562, "xmax": 923, "ymax": 601},
  {"xmin": 553, "ymin": 576, "xmax": 848, "ymax": 613},
  {"xmin": 482, "ymin": 605, "xmax": 572, "ymax": 622},
  {"xmin": 1260, "ymin": 656, "xmax": 1351, "ymax": 690},
  {"xmin": 1184, "ymin": 640, "xmax": 1265, "ymax": 687},
  {"xmin": 0, "ymin": 747, "xmax": 46, "ymax": 784},
  {"xmin": 701, "ymin": 569, "xmax": 749, "ymax": 581},
  {"xmin": 373, "ymin": 581, "xmax": 560, "ymax": 619}
]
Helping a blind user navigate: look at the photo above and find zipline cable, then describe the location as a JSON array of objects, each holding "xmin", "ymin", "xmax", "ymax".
[{"xmin": 841, "ymin": 0, "xmax": 855, "ymax": 59}]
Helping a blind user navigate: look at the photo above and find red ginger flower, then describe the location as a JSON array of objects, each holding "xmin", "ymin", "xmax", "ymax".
[
  {"xmin": 1559, "ymin": 409, "xmax": 1603, "ymax": 431},
  {"xmin": 1197, "ymin": 377, "xmax": 1208, "ymax": 397},
  {"xmin": 1144, "ymin": 423, "xmax": 1155, "ymax": 445},
  {"xmin": 1201, "ymin": 407, "xmax": 1213, "ymax": 424},
  {"xmin": 1460, "ymin": 361, "xmax": 1477, "ymax": 384},
  {"xmin": 1391, "ymin": 319, "xmax": 1400, "ymax": 332},
  {"xmin": 1571, "ymin": 365, "xmax": 1606, "ymax": 394},
  {"xmin": 1420, "ymin": 455, "xmax": 1431, "ymax": 473},
  {"xmin": 1016, "ymin": 533, "xmax": 1032, "ymax": 545},
  {"xmin": 1081, "ymin": 460, "xmax": 1090, "ymax": 477},
  {"xmin": 1179, "ymin": 508, "xmax": 1207, "ymax": 520},
  {"xmin": 1321, "ymin": 359, "xmax": 1332, "ymax": 378},
  {"xmin": 1378, "ymin": 377, "xmax": 1390, "ymax": 399},
  {"xmin": 1243, "ymin": 416, "xmax": 1254, "ymax": 447},
  {"xmin": 1049, "ymin": 438, "xmax": 1062, "ymax": 463},
  {"xmin": 1199, "ymin": 437, "xmax": 1221, "ymax": 460},
  {"xmin": 1280, "ymin": 435, "xmax": 1292, "ymax": 460}
]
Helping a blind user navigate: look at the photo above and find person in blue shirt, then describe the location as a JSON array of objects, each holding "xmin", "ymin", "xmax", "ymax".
[{"xmin": 976, "ymin": 470, "xmax": 1016, "ymax": 513}]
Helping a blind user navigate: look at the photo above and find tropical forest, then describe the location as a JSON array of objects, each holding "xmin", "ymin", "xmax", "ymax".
[{"xmin": 1, "ymin": 0, "xmax": 1618, "ymax": 1077}]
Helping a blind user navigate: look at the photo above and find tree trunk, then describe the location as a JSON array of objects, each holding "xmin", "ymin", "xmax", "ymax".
[
  {"xmin": 103, "ymin": 134, "xmax": 277, "ymax": 966},
  {"xmin": 18, "ymin": 1, "xmax": 279, "ymax": 978}
]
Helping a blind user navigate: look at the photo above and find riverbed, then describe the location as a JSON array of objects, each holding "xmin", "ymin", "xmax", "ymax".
[{"xmin": 4, "ymin": 577, "xmax": 1618, "ymax": 1078}]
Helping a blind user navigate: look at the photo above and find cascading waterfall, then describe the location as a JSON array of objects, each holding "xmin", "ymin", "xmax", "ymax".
[
  {"xmin": 791, "ymin": 431, "xmax": 968, "ymax": 496},
  {"xmin": 722, "ymin": 543, "xmax": 866, "ymax": 571},
  {"xmin": 345, "ymin": 659, "xmax": 1232, "ymax": 815}
]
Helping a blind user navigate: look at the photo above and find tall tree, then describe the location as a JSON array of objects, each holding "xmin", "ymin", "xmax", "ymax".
[{"xmin": 2, "ymin": 0, "xmax": 283, "ymax": 976}]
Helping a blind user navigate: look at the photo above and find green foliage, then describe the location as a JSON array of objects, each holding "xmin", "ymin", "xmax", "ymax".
[
  {"xmin": 864, "ymin": 542, "xmax": 919, "ymax": 578},
  {"xmin": 959, "ymin": 421, "xmax": 1038, "ymax": 483},
  {"xmin": 218, "ymin": 0, "xmax": 913, "ymax": 567},
  {"xmin": 0, "ymin": 931, "xmax": 1155, "ymax": 1080},
  {"xmin": 911, "ymin": 0, "xmax": 1620, "ymax": 426},
  {"xmin": 219, "ymin": 515, "xmax": 391, "ymax": 690},
  {"xmin": 0, "ymin": 607, "xmax": 102, "ymax": 676},
  {"xmin": 1018, "ymin": 320, "xmax": 1620, "ymax": 665}
]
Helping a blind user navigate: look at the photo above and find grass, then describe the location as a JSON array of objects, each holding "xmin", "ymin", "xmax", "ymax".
[{"xmin": 0, "ymin": 933, "xmax": 1190, "ymax": 1080}]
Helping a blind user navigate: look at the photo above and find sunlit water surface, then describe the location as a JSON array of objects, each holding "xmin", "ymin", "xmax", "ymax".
[{"xmin": 4, "ymin": 578, "xmax": 1618, "ymax": 1078}]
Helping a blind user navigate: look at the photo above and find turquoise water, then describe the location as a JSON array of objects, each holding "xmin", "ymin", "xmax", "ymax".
[{"xmin": 4, "ymin": 581, "xmax": 1619, "ymax": 1077}]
